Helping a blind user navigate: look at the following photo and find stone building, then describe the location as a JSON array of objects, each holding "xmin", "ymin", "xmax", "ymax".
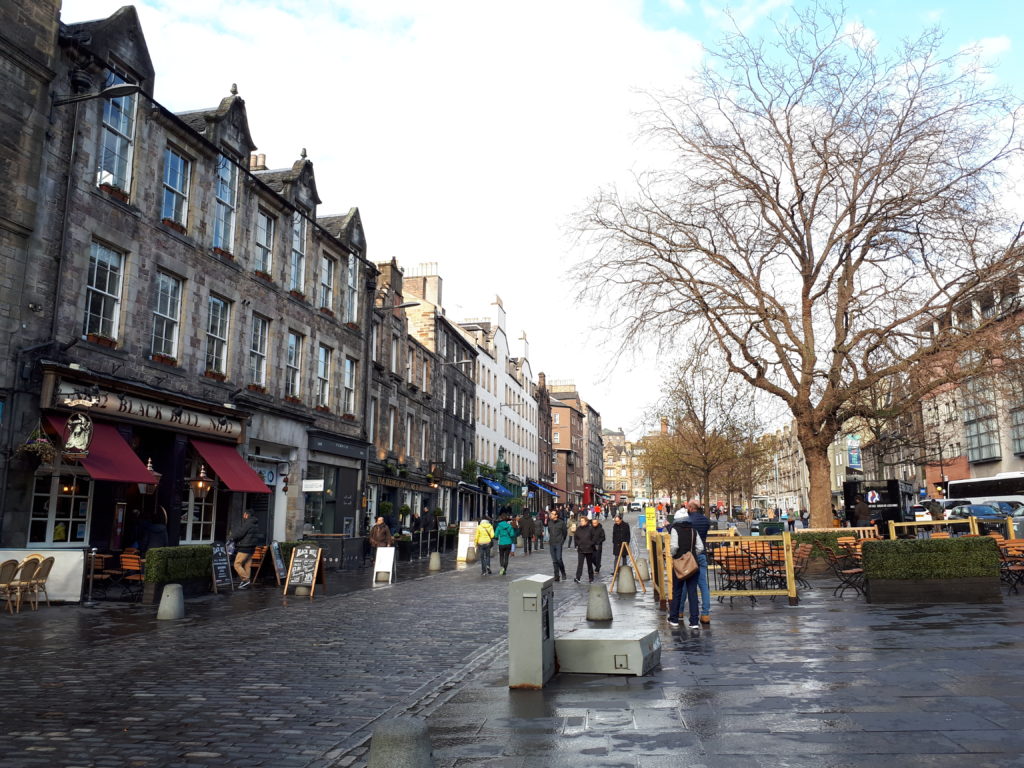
[
  {"xmin": 365, "ymin": 260, "xmax": 444, "ymax": 529},
  {"xmin": 401, "ymin": 264, "xmax": 478, "ymax": 521},
  {"xmin": 550, "ymin": 383, "xmax": 604, "ymax": 505},
  {"xmin": 0, "ymin": 6, "xmax": 376, "ymax": 549},
  {"xmin": 551, "ymin": 397, "xmax": 584, "ymax": 507}
]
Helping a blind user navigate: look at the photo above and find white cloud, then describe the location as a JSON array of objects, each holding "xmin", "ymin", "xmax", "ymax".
[
  {"xmin": 60, "ymin": 0, "xmax": 704, "ymax": 437},
  {"xmin": 843, "ymin": 21, "xmax": 878, "ymax": 51},
  {"xmin": 698, "ymin": 0, "xmax": 792, "ymax": 32}
]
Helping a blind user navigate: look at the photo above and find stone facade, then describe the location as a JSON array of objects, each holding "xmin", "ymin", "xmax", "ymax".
[{"xmin": 0, "ymin": 6, "xmax": 375, "ymax": 548}]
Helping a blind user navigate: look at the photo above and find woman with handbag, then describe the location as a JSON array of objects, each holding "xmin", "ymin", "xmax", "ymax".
[{"xmin": 668, "ymin": 510, "xmax": 704, "ymax": 629}]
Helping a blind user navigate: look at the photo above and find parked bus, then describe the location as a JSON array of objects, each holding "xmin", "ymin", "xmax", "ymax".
[{"xmin": 947, "ymin": 472, "xmax": 1024, "ymax": 506}]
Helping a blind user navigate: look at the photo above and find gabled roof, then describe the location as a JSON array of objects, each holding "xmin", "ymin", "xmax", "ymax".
[
  {"xmin": 63, "ymin": 6, "xmax": 155, "ymax": 86},
  {"xmin": 253, "ymin": 150, "xmax": 321, "ymax": 207},
  {"xmin": 175, "ymin": 85, "xmax": 256, "ymax": 155},
  {"xmin": 318, "ymin": 208, "xmax": 365, "ymax": 253}
]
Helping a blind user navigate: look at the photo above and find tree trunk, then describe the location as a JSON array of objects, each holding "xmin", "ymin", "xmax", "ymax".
[{"xmin": 804, "ymin": 445, "xmax": 834, "ymax": 529}]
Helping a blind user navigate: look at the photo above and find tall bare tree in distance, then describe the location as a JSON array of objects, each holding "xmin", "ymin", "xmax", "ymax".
[{"xmin": 575, "ymin": 3, "xmax": 1024, "ymax": 526}]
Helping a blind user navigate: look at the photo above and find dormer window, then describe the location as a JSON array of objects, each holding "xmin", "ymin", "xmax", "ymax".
[{"xmin": 212, "ymin": 155, "xmax": 237, "ymax": 252}]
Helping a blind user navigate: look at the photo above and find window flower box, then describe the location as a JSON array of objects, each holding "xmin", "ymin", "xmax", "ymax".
[
  {"xmin": 315, "ymin": 405, "xmax": 331, "ymax": 413},
  {"xmin": 246, "ymin": 383, "xmax": 267, "ymax": 394},
  {"xmin": 86, "ymin": 332, "xmax": 117, "ymax": 349},
  {"xmin": 345, "ymin": 321, "xmax": 360, "ymax": 331},
  {"xmin": 203, "ymin": 370, "xmax": 227, "ymax": 382},
  {"xmin": 254, "ymin": 270, "xmax": 274, "ymax": 284},
  {"xmin": 150, "ymin": 353, "xmax": 178, "ymax": 366},
  {"xmin": 98, "ymin": 183, "xmax": 129, "ymax": 203},
  {"xmin": 161, "ymin": 217, "xmax": 186, "ymax": 234},
  {"xmin": 213, "ymin": 247, "xmax": 234, "ymax": 260},
  {"xmin": 289, "ymin": 290, "xmax": 307, "ymax": 301},
  {"xmin": 284, "ymin": 395, "xmax": 302, "ymax": 405},
  {"xmin": 341, "ymin": 413, "xmax": 356, "ymax": 421},
  {"xmin": 319, "ymin": 306, "xmax": 335, "ymax": 318}
]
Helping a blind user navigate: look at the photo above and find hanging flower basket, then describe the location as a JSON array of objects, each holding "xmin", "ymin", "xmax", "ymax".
[{"xmin": 16, "ymin": 425, "xmax": 56, "ymax": 464}]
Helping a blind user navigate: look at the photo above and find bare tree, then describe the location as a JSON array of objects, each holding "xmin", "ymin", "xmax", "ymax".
[{"xmin": 575, "ymin": 3, "xmax": 1024, "ymax": 526}]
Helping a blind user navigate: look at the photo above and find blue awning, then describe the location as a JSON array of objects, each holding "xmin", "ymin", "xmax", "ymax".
[
  {"xmin": 528, "ymin": 480, "xmax": 558, "ymax": 497},
  {"xmin": 479, "ymin": 476, "xmax": 512, "ymax": 497}
]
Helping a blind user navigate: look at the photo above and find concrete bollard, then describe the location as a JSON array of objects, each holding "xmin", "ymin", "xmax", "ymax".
[
  {"xmin": 367, "ymin": 715, "xmax": 434, "ymax": 768},
  {"xmin": 615, "ymin": 566, "xmax": 637, "ymax": 594},
  {"xmin": 586, "ymin": 583, "xmax": 613, "ymax": 621},
  {"xmin": 156, "ymin": 583, "xmax": 184, "ymax": 621},
  {"xmin": 375, "ymin": 571, "xmax": 390, "ymax": 582},
  {"xmin": 466, "ymin": 546, "xmax": 477, "ymax": 563},
  {"xmin": 428, "ymin": 551, "xmax": 441, "ymax": 571},
  {"xmin": 636, "ymin": 559, "xmax": 650, "ymax": 581}
]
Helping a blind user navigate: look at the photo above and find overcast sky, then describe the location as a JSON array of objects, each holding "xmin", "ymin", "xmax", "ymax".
[{"xmin": 62, "ymin": 0, "xmax": 1024, "ymax": 438}]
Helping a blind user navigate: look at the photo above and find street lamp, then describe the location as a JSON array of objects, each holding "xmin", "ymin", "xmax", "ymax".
[{"xmin": 52, "ymin": 81, "xmax": 140, "ymax": 107}]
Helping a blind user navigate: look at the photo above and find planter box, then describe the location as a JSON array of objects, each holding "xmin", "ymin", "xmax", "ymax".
[
  {"xmin": 142, "ymin": 578, "xmax": 211, "ymax": 604},
  {"xmin": 865, "ymin": 576, "xmax": 1002, "ymax": 604}
]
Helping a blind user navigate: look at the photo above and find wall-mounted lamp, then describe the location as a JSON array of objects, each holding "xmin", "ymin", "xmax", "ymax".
[
  {"xmin": 138, "ymin": 457, "xmax": 162, "ymax": 495},
  {"xmin": 190, "ymin": 465, "xmax": 212, "ymax": 500},
  {"xmin": 52, "ymin": 81, "xmax": 140, "ymax": 108}
]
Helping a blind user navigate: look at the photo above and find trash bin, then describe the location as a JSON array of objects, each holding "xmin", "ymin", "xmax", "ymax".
[{"xmin": 762, "ymin": 522, "xmax": 784, "ymax": 536}]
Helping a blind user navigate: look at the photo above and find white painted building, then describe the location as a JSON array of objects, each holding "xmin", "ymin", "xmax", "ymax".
[{"xmin": 457, "ymin": 298, "xmax": 539, "ymax": 504}]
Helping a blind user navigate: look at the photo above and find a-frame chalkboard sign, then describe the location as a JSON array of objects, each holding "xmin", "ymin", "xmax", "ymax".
[
  {"xmin": 269, "ymin": 540, "xmax": 287, "ymax": 586},
  {"xmin": 282, "ymin": 542, "xmax": 324, "ymax": 599},
  {"xmin": 211, "ymin": 541, "xmax": 234, "ymax": 594}
]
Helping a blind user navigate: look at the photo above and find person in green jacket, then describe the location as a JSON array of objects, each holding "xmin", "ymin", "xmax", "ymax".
[{"xmin": 494, "ymin": 514, "xmax": 517, "ymax": 575}]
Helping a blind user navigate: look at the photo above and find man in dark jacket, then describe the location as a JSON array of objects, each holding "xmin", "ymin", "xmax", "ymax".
[
  {"xmin": 573, "ymin": 516, "xmax": 598, "ymax": 583},
  {"xmin": 519, "ymin": 514, "xmax": 536, "ymax": 555},
  {"xmin": 546, "ymin": 508, "xmax": 568, "ymax": 581},
  {"xmin": 611, "ymin": 514, "xmax": 631, "ymax": 568},
  {"xmin": 592, "ymin": 516, "xmax": 607, "ymax": 573},
  {"xmin": 685, "ymin": 502, "xmax": 713, "ymax": 625},
  {"xmin": 231, "ymin": 509, "xmax": 262, "ymax": 588}
]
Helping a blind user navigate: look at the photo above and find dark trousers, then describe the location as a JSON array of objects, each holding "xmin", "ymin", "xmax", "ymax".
[
  {"xmin": 478, "ymin": 542, "xmax": 492, "ymax": 573},
  {"xmin": 549, "ymin": 544, "xmax": 566, "ymax": 578},
  {"xmin": 575, "ymin": 551, "xmax": 595, "ymax": 581},
  {"xmin": 498, "ymin": 544, "xmax": 512, "ymax": 570},
  {"xmin": 593, "ymin": 543, "xmax": 603, "ymax": 571},
  {"xmin": 669, "ymin": 572, "xmax": 700, "ymax": 624},
  {"xmin": 524, "ymin": 536, "xmax": 534, "ymax": 555}
]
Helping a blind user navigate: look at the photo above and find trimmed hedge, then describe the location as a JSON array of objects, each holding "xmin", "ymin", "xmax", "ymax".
[
  {"xmin": 861, "ymin": 537, "xmax": 1000, "ymax": 580},
  {"xmin": 144, "ymin": 545, "xmax": 212, "ymax": 583},
  {"xmin": 278, "ymin": 541, "xmax": 302, "ymax": 569}
]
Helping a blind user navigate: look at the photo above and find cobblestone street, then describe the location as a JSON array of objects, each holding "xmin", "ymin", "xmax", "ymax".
[{"xmin": 0, "ymin": 553, "xmax": 573, "ymax": 768}]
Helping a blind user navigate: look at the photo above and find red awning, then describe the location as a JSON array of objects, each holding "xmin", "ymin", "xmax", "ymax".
[
  {"xmin": 190, "ymin": 438, "xmax": 270, "ymax": 493},
  {"xmin": 44, "ymin": 415, "xmax": 157, "ymax": 484}
]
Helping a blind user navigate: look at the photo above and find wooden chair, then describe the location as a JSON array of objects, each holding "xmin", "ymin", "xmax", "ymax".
[
  {"xmin": 30, "ymin": 556, "xmax": 56, "ymax": 607},
  {"xmin": 930, "ymin": 531, "xmax": 951, "ymax": 539},
  {"xmin": 249, "ymin": 545, "xmax": 268, "ymax": 584},
  {"xmin": 11, "ymin": 557, "xmax": 42, "ymax": 612},
  {"xmin": 0, "ymin": 559, "xmax": 19, "ymax": 614},
  {"xmin": 821, "ymin": 546, "xmax": 864, "ymax": 598},
  {"xmin": 117, "ymin": 552, "xmax": 145, "ymax": 601}
]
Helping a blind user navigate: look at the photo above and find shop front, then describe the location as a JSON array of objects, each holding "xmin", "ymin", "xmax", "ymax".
[
  {"xmin": 303, "ymin": 431, "xmax": 368, "ymax": 538},
  {"xmin": 15, "ymin": 367, "xmax": 270, "ymax": 555}
]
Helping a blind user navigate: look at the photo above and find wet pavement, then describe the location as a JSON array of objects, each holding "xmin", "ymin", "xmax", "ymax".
[{"xmin": 4, "ymin": 525, "xmax": 1024, "ymax": 767}]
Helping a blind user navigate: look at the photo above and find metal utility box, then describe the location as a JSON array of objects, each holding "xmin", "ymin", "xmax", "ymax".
[
  {"xmin": 555, "ymin": 627, "xmax": 662, "ymax": 676},
  {"xmin": 508, "ymin": 574, "xmax": 556, "ymax": 689}
]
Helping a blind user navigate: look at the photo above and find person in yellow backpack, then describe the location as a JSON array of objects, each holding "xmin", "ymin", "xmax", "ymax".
[{"xmin": 474, "ymin": 518, "xmax": 495, "ymax": 575}]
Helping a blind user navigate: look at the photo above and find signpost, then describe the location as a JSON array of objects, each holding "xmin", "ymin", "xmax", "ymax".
[
  {"xmin": 283, "ymin": 542, "xmax": 323, "ymax": 598},
  {"xmin": 211, "ymin": 541, "xmax": 234, "ymax": 593},
  {"xmin": 269, "ymin": 540, "xmax": 286, "ymax": 586},
  {"xmin": 372, "ymin": 545, "xmax": 396, "ymax": 584}
]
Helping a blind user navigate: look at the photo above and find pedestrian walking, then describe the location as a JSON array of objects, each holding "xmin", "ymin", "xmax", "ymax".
[
  {"xmin": 547, "ymin": 508, "xmax": 568, "ymax": 581},
  {"xmin": 231, "ymin": 509, "xmax": 262, "ymax": 589},
  {"xmin": 567, "ymin": 514, "xmax": 577, "ymax": 549},
  {"xmin": 611, "ymin": 514, "xmax": 631, "ymax": 570},
  {"xmin": 494, "ymin": 514, "xmax": 517, "ymax": 575},
  {"xmin": 368, "ymin": 516, "xmax": 394, "ymax": 565},
  {"xmin": 667, "ymin": 511, "xmax": 704, "ymax": 629},
  {"xmin": 474, "ymin": 517, "xmax": 495, "ymax": 575},
  {"xmin": 592, "ymin": 516, "xmax": 606, "ymax": 573},
  {"xmin": 573, "ymin": 516, "xmax": 598, "ymax": 583},
  {"xmin": 519, "ymin": 514, "xmax": 536, "ymax": 555},
  {"xmin": 537, "ymin": 509, "xmax": 546, "ymax": 550}
]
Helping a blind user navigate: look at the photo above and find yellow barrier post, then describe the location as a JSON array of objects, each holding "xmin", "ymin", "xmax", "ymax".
[
  {"xmin": 782, "ymin": 531, "xmax": 798, "ymax": 605},
  {"xmin": 888, "ymin": 520, "xmax": 896, "ymax": 540},
  {"xmin": 1006, "ymin": 516, "xmax": 1014, "ymax": 540}
]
